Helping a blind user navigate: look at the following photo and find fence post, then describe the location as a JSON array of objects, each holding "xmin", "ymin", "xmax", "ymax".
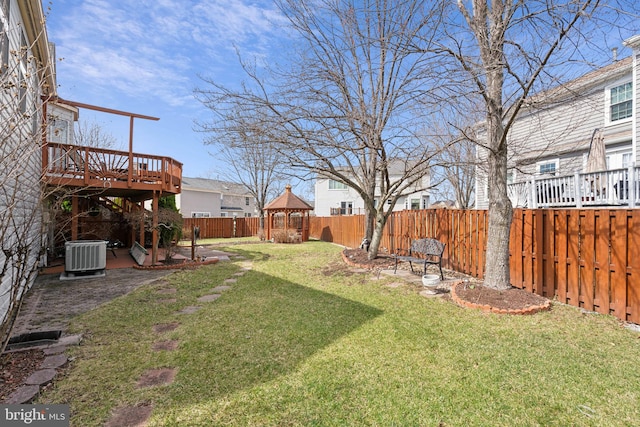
[
  {"xmin": 629, "ymin": 166, "xmax": 636, "ymax": 208},
  {"xmin": 574, "ymin": 173, "xmax": 582, "ymax": 209}
]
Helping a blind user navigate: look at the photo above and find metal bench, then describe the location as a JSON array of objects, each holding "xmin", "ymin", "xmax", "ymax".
[{"xmin": 393, "ymin": 238, "xmax": 445, "ymax": 280}]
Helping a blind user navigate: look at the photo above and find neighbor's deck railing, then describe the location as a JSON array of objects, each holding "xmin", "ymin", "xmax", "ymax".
[
  {"xmin": 508, "ymin": 167, "xmax": 640, "ymax": 208},
  {"xmin": 43, "ymin": 142, "xmax": 182, "ymax": 193}
]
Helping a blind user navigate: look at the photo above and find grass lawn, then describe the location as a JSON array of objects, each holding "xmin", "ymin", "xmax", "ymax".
[{"xmin": 40, "ymin": 241, "xmax": 640, "ymax": 426}]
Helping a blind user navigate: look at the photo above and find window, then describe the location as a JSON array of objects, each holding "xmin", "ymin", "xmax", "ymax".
[
  {"xmin": 245, "ymin": 197, "xmax": 250, "ymax": 206},
  {"xmin": 410, "ymin": 199, "xmax": 420, "ymax": 210},
  {"xmin": 329, "ymin": 180, "xmax": 348, "ymax": 190},
  {"xmin": 610, "ymin": 82, "xmax": 633, "ymax": 122},
  {"xmin": 340, "ymin": 201, "xmax": 353, "ymax": 215},
  {"xmin": 220, "ymin": 212, "xmax": 227, "ymax": 217},
  {"xmin": 191, "ymin": 212, "xmax": 210, "ymax": 218},
  {"xmin": 244, "ymin": 213, "xmax": 252, "ymax": 218},
  {"xmin": 606, "ymin": 148, "xmax": 633, "ymax": 170},
  {"xmin": 538, "ymin": 161, "xmax": 557, "ymax": 175}
]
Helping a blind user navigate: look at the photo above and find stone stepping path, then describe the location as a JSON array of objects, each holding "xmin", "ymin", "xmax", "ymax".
[
  {"xmin": 152, "ymin": 340, "xmax": 179, "ymax": 351},
  {"xmin": 419, "ymin": 289, "xmax": 440, "ymax": 298},
  {"xmin": 25, "ymin": 369, "xmax": 57, "ymax": 386},
  {"xmin": 106, "ymin": 271, "xmax": 245, "ymax": 422},
  {"xmin": 5, "ymin": 385, "xmax": 40, "ymax": 404},
  {"xmin": 157, "ymin": 298, "xmax": 177, "ymax": 304},
  {"xmin": 136, "ymin": 368, "xmax": 177, "ymax": 389},
  {"xmin": 384, "ymin": 282, "xmax": 403, "ymax": 288},
  {"xmin": 43, "ymin": 345, "xmax": 66, "ymax": 355},
  {"xmin": 197, "ymin": 294, "xmax": 221, "ymax": 303},
  {"xmin": 177, "ymin": 306, "xmax": 201, "ymax": 315},
  {"xmin": 40, "ymin": 354, "xmax": 68, "ymax": 369},
  {"xmin": 4, "ymin": 334, "xmax": 82, "ymax": 404},
  {"xmin": 105, "ymin": 404, "xmax": 153, "ymax": 427},
  {"xmin": 152, "ymin": 322, "xmax": 180, "ymax": 333}
]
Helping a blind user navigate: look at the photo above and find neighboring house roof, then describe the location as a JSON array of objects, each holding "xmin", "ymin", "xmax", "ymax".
[
  {"xmin": 519, "ymin": 57, "xmax": 631, "ymax": 113},
  {"xmin": 474, "ymin": 57, "xmax": 634, "ymax": 165},
  {"xmin": 182, "ymin": 177, "xmax": 250, "ymax": 195},
  {"xmin": 265, "ymin": 185, "xmax": 313, "ymax": 211}
]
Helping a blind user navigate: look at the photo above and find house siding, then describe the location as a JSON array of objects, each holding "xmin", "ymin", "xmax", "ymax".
[
  {"xmin": 475, "ymin": 58, "xmax": 635, "ymax": 209},
  {"xmin": 177, "ymin": 189, "xmax": 222, "ymax": 217},
  {"xmin": 314, "ymin": 178, "xmax": 365, "ymax": 216},
  {"xmin": 314, "ymin": 173, "xmax": 430, "ymax": 216},
  {"xmin": 0, "ymin": 0, "xmax": 51, "ymax": 342},
  {"xmin": 177, "ymin": 177, "xmax": 256, "ymax": 218}
]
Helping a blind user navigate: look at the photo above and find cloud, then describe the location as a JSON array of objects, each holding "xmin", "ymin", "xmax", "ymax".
[{"xmin": 47, "ymin": 0, "xmax": 286, "ymax": 107}]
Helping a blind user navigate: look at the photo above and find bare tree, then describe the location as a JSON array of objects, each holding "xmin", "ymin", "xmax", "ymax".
[
  {"xmin": 427, "ymin": 109, "xmax": 479, "ymax": 209},
  {"xmin": 123, "ymin": 197, "xmax": 182, "ymax": 264},
  {"xmin": 429, "ymin": 0, "xmax": 638, "ymax": 289},
  {"xmin": 197, "ymin": 0, "xmax": 446, "ymax": 259},
  {"xmin": 431, "ymin": 137, "xmax": 476, "ymax": 209},
  {"xmin": 74, "ymin": 120, "xmax": 122, "ymax": 150},
  {"xmin": 197, "ymin": 106, "xmax": 287, "ymax": 234}
]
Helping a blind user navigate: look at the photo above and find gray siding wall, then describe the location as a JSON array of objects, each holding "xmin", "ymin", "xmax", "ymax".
[
  {"xmin": 180, "ymin": 189, "xmax": 222, "ymax": 217},
  {"xmin": 0, "ymin": 0, "xmax": 47, "ymax": 340},
  {"xmin": 221, "ymin": 193, "xmax": 256, "ymax": 217},
  {"xmin": 476, "ymin": 67, "xmax": 634, "ymax": 209}
]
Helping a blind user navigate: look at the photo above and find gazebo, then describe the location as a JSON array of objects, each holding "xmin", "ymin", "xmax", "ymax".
[{"xmin": 264, "ymin": 185, "xmax": 313, "ymax": 242}]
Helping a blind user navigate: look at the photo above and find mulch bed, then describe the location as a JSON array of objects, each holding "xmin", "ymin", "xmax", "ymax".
[
  {"xmin": 342, "ymin": 248, "xmax": 551, "ymax": 313},
  {"xmin": 133, "ymin": 258, "xmax": 219, "ymax": 270},
  {"xmin": 0, "ymin": 349, "xmax": 45, "ymax": 402},
  {"xmin": 342, "ymin": 248, "xmax": 396, "ymax": 269},
  {"xmin": 453, "ymin": 282, "xmax": 550, "ymax": 311}
]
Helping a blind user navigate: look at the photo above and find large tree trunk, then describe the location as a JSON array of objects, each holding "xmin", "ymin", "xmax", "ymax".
[
  {"xmin": 483, "ymin": 101, "xmax": 513, "ymax": 290},
  {"xmin": 364, "ymin": 209, "xmax": 374, "ymax": 242},
  {"xmin": 367, "ymin": 209, "xmax": 388, "ymax": 260}
]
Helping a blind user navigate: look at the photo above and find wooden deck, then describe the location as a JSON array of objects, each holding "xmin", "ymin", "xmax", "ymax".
[{"xmin": 43, "ymin": 142, "xmax": 181, "ymax": 200}]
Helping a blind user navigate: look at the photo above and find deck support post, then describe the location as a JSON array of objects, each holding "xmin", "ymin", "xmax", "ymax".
[
  {"xmin": 152, "ymin": 192, "xmax": 159, "ymax": 265},
  {"xmin": 138, "ymin": 202, "xmax": 145, "ymax": 247}
]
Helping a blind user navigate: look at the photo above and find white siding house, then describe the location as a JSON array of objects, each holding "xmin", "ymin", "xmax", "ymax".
[
  {"xmin": 476, "ymin": 35, "xmax": 640, "ymax": 209},
  {"xmin": 177, "ymin": 177, "xmax": 257, "ymax": 218},
  {"xmin": 0, "ymin": 0, "xmax": 56, "ymax": 343},
  {"xmin": 314, "ymin": 162, "xmax": 430, "ymax": 216}
]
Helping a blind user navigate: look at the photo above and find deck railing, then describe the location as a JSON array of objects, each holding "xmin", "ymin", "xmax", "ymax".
[
  {"xmin": 508, "ymin": 167, "xmax": 639, "ymax": 208},
  {"xmin": 43, "ymin": 142, "xmax": 182, "ymax": 193}
]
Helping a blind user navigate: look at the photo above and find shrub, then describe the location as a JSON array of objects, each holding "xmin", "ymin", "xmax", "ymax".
[{"xmin": 272, "ymin": 228, "xmax": 302, "ymax": 244}]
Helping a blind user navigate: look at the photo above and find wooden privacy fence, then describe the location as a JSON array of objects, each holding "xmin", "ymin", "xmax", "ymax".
[
  {"xmin": 182, "ymin": 217, "xmax": 260, "ymax": 239},
  {"xmin": 309, "ymin": 209, "xmax": 640, "ymax": 323}
]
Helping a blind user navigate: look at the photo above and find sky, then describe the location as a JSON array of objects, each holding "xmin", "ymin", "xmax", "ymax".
[{"xmin": 44, "ymin": 0, "xmax": 289, "ymax": 181}]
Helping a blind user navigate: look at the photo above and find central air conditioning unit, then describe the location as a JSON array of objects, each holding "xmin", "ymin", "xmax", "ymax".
[{"xmin": 62, "ymin": 240, "xmax": 107, "ymax": 279}]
